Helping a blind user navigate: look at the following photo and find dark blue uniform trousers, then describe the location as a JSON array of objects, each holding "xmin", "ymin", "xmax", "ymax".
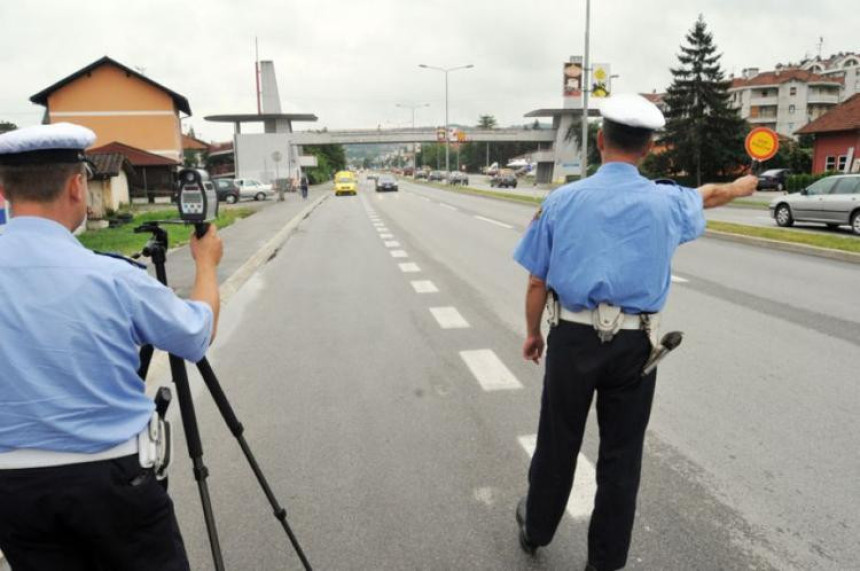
[
  {"xmin": 0, "ymin": 454, "xmax": 189, "ymax": 571},
  {"xmin": 526, "ymin": 321, "xmax": 657, "ymax": 571}
]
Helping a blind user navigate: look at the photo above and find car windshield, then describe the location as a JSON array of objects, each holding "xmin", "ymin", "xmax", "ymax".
[
  {"xmin": 336, "ymin": 176, "xmax": 353, "ymax": 183},
  {"xmin": 379, "ymin": 176, "xmax": 394, "ymax": 183}
]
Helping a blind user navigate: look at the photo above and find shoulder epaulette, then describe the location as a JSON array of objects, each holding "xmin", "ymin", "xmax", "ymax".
[
  {"xmin": 93, "ymin": 250, "xmax": 147, "ymax": 270},
  {"xmin": 654, "ymin": 178, "xmax": 680, "ymax": 187}
]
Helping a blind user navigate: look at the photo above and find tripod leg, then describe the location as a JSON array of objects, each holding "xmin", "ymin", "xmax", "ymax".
[
  {"xmin": 196, "ymin": 358, "xmax": 313, "ymax": 571},
  {"xmin": 170, "ymin": 355, "xmax": 226, "ymax": 571},
  {"xmin": 138, "ymin": 344, "xmax": 154, "ymax": 379}
]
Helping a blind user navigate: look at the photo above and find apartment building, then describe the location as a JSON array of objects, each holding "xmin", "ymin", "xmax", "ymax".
[
  {"xmin": 729, "ymin": 68, "xmax": 842, "ymax": 138},
  {"xmin": 800, "ymin": 52, "xmax": 860, "ymax": 99}
]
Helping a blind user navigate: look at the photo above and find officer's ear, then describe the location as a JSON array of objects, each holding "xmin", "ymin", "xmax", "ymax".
[
  {"xmin": 66, "ymin": 167, "xmax": 87, "ymax": 206},
  {"xmin": 597, "ymin": 129, "xmax": 605, "ymax": 153}
]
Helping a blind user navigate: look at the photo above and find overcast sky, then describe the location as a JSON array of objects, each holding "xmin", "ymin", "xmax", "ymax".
[{"xmin": 1, "ymin": 0, "xmax": 856, "ymax": 143}]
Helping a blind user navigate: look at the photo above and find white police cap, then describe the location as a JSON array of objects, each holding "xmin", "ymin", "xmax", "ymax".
[
  {"xmin": 599, "ymin": 94, "xmax": 665, "ymax": 131},
  {"xmin": 0, "ymin": 123, "xmax": 96, "ymax": 166}
]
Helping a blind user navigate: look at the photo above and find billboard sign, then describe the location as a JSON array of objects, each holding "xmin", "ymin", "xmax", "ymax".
[
  {"xmin": 591, "ymin": 64, "xmax": 611, "ymax": 98},
  {"xmin": 563, "ymin": 57, "xmax": 584, "ymax": 98}
]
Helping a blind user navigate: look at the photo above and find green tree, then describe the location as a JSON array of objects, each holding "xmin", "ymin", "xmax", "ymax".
[
  {"xmin": 663, "ymin": 16, "xmax": 748, "ymax": 185},
  {"xmin": 303, "ymin": 144, "xmax": 346, "ymax": 184},
  {"xmin": 0, "ymin": 121, "xmax": 16, "ymax": 134},
  {"xmin": 564, "ymin": 118, "xmax": 601, "ymax": 170},
  {"xmin": 477, "ymin": 115, "xmax": 497, "ymax": 129}
]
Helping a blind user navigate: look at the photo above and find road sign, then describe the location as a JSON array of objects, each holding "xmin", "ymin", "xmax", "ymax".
[
  {"xmin": 436, "ymin": 127, "xmax": 446, "ymax": 142},
  {"xmin": 745, "ymin": 127, "xmax": 779, "ymax": 162}
]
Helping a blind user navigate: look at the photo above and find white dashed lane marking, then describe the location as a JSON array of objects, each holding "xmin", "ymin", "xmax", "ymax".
[
  {"xmin": 411, "ymin": 280, "xmax": 439, "ymax": 293},
  {"xmin": 399, "ymin": 263, "xmax": 421, "ymax": 273},
  {"xmin": 439, "ymin": 203, "xmax": 459, "ymax": 211},
  {"xmin": 390, "ymin": 250, "xmax": 409, "ymax": 258},
  {"xmin": 380, "ymin": 233, "xmax": 394, "ymax": 239},
  {"xmin": 429, "ymin": 307, "xmax": 470, "ymax": 329},
  {"xmin": 671, "ymin": 275, "xmax": 689, "ymax": 283},
  {"xmin": 459, "ymin": 349, "xmax": 522, "ymax": 391},
  {"xmin": 518, "ymin": 434, "xmax": 596, "ymax": 519},
  {"xmin": 474, "ymin": 215, "xmax": 513, "ymax": 229},
  {"xmin": 384, "ymin": 241, "xmax": 401, "ymax": 248}
]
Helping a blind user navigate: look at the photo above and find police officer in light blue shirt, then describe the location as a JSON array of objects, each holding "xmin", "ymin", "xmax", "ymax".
[
  {"xmin": 0, "ymin": 123, "xmax": 223, "ymax": 570},
  {"xmin": 512, "ymin": 95, "xmax": 758, "ymax": 571}
]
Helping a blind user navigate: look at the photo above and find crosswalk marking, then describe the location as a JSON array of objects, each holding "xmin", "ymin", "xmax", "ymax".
[
  {"xmin": 411, "ymin": 280, "xmax": 439, "ymax": 293},
  {"xmin": 474, "ymin": 215, "xmax": 513, "ymax": 229},
  {"xmin": 399, "ymin": 263, "xmax": 421, "ymax": 273},
  {"xmin": 429, "ymin": 307, "xmax": 470, "ymax": 329},
  {"xmin": 459, "ymin": 349, "xmax": 522, "ymax": 391},
  {"xmin": 390, "ymin": 250, "xmax": 408, "ymax": 258},
  {"xmin": 518, "ymin": 434, "xmax": 596, "ymax": 519}
]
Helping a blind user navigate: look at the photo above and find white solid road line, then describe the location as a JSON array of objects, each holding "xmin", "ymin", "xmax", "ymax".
[
  {"xmin": 390, "ymin": 250, "xmax": 409, "ymax": 258},
  {"xmin": 518, "ymin": 434, "xmax": 596, "ymax": 519},
  {"xmin": 474, "ymin": 215, "xmax": 513, "ymax": 229},
  {"xmin": 399, "ymin": 263, "xmax": 421, "ymax": 273},
  {"xmin": 459, "ymin": 349, "xmax": 523, "ymax": 391},
  {"xmin": 380, "ymin": 233, "xmax": 394, "ymax": 239},
  {"xmin": 439, "ymin": 203, "xmax": 459, "ymax": 211},
  {"xmin": 411, "ymin": 280, "xmax": 439, "ymax": 293},
  {"xmin": 671, "ymin": 275, "xmax": 689, "ymax": 283},
  {"xmin": 384, "ymin": 240, "xmax": 401, "ymax": 248},
  {"xmin": 429, "ymin": 307, "xmax": 470, "ymax": 329}
]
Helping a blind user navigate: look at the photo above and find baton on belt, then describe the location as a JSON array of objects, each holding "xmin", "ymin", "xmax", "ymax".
[{"xmin": 642, "ymin": 331, "xmax": 684, "ymax": 376}]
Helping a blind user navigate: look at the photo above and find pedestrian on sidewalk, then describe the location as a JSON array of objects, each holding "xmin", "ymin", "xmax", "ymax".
[
  {"xmin": 512, "ymin": 94, "xmax": 757, "ymax": 571},
  {"xmin": 0, "ymin": 123, "xmax": 223, "ymax": 571},
  {"xmin": 300, "ymin": 175, "xmax": 309, "ymax": 200}
]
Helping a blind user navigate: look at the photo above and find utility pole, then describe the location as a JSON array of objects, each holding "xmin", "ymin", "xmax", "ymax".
[{"xmin": 581, "ymin": 0, "xmax": 591, "ymax": 180}]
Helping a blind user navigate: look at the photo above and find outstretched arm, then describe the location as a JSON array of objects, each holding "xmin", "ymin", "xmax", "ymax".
[{"xmin": 698, "ymin": 174, "xmax": 758, "ymax": 209}]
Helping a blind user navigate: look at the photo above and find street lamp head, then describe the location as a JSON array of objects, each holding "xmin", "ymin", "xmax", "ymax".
[{"xmin": 418, "ymin": 64, "xmax": 428, "ymax": 68}]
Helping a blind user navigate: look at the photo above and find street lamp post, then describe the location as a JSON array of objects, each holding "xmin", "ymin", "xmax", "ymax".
[
  {"xmin": 419, "ymin": 64, "xmax": 474, "ymax": 174},
  {"xmin": 581, "ymin": 0, "xmax": 591, "ymax": 180},
  {"xmin": 396, "ymin": 102, "xmax": 429, "ymax": 173}
]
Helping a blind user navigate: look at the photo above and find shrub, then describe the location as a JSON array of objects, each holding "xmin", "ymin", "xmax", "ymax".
[{"xmin": 785, "ymin": 172, "xmax": 838, "ymax": 193}]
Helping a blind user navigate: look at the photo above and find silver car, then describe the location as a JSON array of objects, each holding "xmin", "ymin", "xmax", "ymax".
[{"xmin": 769, "ymin": 174, "xmax": 860, "ymax": 235}]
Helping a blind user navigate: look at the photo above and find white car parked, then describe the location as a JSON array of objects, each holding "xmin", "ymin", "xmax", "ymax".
[{"xmin": 233, "ymin": 179, "xmax": 274, "ymax": 201}]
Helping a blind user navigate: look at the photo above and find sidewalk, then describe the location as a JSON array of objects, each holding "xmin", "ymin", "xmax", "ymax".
[{"xmin": 149, "ymin": 186, "xmax": 329, "ymax": 297}]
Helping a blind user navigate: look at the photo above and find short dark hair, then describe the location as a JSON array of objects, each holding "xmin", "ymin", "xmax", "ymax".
[
  {"xmin": 602, "ymin": 119, "xmax": 653, "ymax": 154},
  {"xmin": 0, "ymin": 162, "xmax": 83, "ymax": 203}
]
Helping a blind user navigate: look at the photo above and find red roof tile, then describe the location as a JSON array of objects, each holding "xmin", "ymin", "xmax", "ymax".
[
  {"xmin": 88, "ymin": 141, "xmax": 180, "ymax": 167},
  {"xmin": 182, "ymin": 134, "xmax": 209, "ymax": 151},
  {"xmin": 796, "ymin": 94, "xmax": 860, "ymax": 134},
  {"xmin": 730, "ymin": 69, "xmax": 843, "ymax": 88}
]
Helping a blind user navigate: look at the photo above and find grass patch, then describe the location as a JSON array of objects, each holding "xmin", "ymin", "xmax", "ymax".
[
  {"xmin": 727, "ymin": 199, "xmax": 770, "ymax": 209},
  {"xmin": 78, "ymin": 208, "xmax": 255, "ymax": 256},
  {"xmin": 707, "ymin": 221, "xmax": 860, "ymax": 253},
  {"xmin": 417, "ymin": 180, "xmax": 545, "ymax": 205}
]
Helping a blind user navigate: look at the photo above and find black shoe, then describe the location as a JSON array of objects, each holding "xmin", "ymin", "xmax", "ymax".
[
  {"xmin": 584, "ymin": 565, "xmax": 598, "ymax": 571},
  {"xmin": 516, "ymin": 497, "xmax": 538, "ymax": 556}
]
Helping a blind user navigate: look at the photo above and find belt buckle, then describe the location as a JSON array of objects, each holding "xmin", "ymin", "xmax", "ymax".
[{"xmin": 592, "ymin": 303, "xmax": 623, "ymax": 343}]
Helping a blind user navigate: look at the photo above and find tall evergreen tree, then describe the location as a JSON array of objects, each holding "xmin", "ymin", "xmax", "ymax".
[{"xmin": 663, "ymin": 16, "xmax": 747, "ymax": 185}]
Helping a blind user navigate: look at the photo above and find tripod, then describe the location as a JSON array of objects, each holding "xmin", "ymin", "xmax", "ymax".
[{"xmin": 134, "ymin": 222, "xmax": 312, "ymax": 571}]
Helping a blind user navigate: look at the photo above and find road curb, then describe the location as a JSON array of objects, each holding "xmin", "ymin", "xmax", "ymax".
[
  {"xmin": 144, "ymin": 193, "xmax": 330, "ymax": 391},
  {"xmin": 704, "ymin": 229, "xmax": 860, "ymax": 265}
]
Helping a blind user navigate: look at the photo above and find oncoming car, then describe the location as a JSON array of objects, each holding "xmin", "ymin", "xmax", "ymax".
[{"xmin": 334, "ymin": 171, "xmax": 358, "ymax": 196}]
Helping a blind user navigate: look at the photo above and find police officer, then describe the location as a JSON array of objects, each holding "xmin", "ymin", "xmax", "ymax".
[
  {"xmin": 512, "ymin": 94, "xmax": 758, "ymax": 570},
  {"xmin": 0, "ymin": 123, "xmax": 223, "ymax": 570}
]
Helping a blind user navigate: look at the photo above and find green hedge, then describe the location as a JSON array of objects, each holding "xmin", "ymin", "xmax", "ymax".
[{"xmin": 786, "ymin": 172, "xmax": 838, "ymax": 193}]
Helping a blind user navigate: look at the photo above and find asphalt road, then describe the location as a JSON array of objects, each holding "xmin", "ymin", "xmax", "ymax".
[{"xmin": 163, "ymin": 178, "xmax": 858, "ymax": 570}]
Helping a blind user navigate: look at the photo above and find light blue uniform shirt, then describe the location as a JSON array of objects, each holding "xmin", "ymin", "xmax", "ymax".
[
  {"xmin": 0, "ymin": 217, "xmax": 213, "ymax": 453},
  {"xmin": 514, "ymin": 162, "xmax": 706, "ymax": 314}
]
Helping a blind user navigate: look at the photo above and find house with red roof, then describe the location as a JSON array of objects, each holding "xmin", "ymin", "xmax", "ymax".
[
  {"xmin": 796, "ymin": 93, "xmax": 860, "ymax": 174},
  {"xmin": 728, "ymin": 68, "xmax": 843, "ymax": 138}
]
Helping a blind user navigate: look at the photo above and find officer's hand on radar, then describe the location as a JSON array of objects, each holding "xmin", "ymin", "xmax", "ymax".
[
  {"xmin": 733, "ymin": 174, "xmax": 758, "ymax": 198},
  {"xmin": 190, "ymin": 224, "xmax": 223, "ymax": 268},
  {"xmin": 523, "ymin": 334, "xmax": 545, "ymax": 365}
]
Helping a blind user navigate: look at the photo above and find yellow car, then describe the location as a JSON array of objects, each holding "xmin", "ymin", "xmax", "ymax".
[{"xmin": 334, "ymin": 171, "xmax": 358, "ymax": 196}]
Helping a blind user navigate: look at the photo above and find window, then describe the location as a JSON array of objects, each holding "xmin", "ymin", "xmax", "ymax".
[
  {"xmin": 833, "ymin": 177, "xmax": 860, "ymax": 194},
  {"xmin": 789, "ymin": 86, "xmax": 797, "ymax": 96},
  {"xmin": 837, "ymin": 155, "xmax": 848, "ymax": 171},
  {"xmin": 825, "ymin": 156, "xmax": 836, "ymax": 171},
  {"xmin": 787, "ymin": 123, "xmax": 795, "ymax": 131},
  {"xmin": 806, "ymin": 177, "xmax": 837, "ymax": 195},
  {"xmin": 789, "ymin": 104, "xmax": 796, "ymax": 114}
]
